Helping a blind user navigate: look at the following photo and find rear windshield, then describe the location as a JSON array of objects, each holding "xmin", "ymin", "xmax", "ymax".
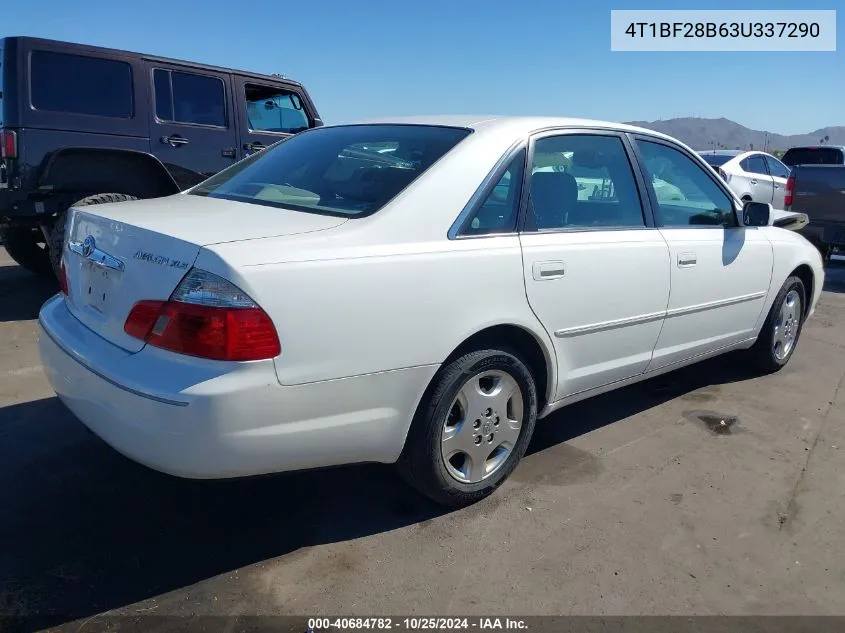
[
  {"xmin": 190, "ymin": 124, "xmax": 472, "ymax": 216},
  {"xmin": 699, "ymin": 153, "xmax": 734, "ymax": 167},
  {"xmin": 782, "ymin": 147, "xmax": 844, "ymax": 166}
]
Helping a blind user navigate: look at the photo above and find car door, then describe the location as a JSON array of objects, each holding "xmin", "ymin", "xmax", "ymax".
[
  {"xmin": 147, "ymin": 63, "xmax": 238, "ymax": 189},
  {"xmin": 232, "ymin": 75, "xmax": 314, "ymax": 158},
  {"xmin": 631, "ymin": 136, "xmax": 774, "ymax": 370},
  {"xmin": 764, "ymin": 154, "xmax": 792, "ymax": 209},
  {"xmin": 518, "ymin": 131, "xmax": 670, "ymax": 399},
  {"xmin": 740, "ymin": 153, "xmax": 775, "ymax": 204}
]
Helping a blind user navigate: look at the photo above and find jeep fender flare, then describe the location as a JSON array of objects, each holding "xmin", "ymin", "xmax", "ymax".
[{"xmin": 37, "ymin": 147, "xmax": 181, "ymax": 200}]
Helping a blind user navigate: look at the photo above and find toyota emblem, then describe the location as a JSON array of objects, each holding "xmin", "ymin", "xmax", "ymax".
[{"xmin": 81, "ymin": 235, "xmax": 95, "ymax": 258}]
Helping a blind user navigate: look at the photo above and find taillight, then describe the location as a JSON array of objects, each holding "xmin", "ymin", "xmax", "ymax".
[
  {"xmin": 0, "ymin": 130, "xmax": 17, "ymax": 159},
  {"xmin": 784, "ymin": 175, "xmax": 795, "ymax": 207},
  {"xmin": 123, "ymin": 268, "xmax": 280, "ymax": 361},
  {"xmin": 718, "ymin": 167, "xmax": 731, "ymax": 183},
  {"xmin": 58, "ymin": 259, "xmax": 69, "ymax": 295}
]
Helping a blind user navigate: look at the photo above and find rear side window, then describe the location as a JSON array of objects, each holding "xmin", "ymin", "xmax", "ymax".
[
  {"xmin": 30, "ymin": 50, "xmax": 133, "ymax": 118},
  {"xmin": 153, "ymin": 69, "xmax": 227, "ymax": 127},
  {"xmin": 740, "ymin": 155, "xmax": 768, "ymax": 175},
  {"xmin": 244, "ymin": 84, "xmax": 309, "ymax": 134},
  {"xmin": 190, "ymin": 124, "xmax": 472, "ymax": 217},
  {"xmin": 782, "ymin": 147, "xmax": 844, "ymax": 166}
]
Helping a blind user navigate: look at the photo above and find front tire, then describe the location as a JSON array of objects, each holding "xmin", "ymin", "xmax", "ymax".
[
  {"xmin": 748, "ymin": 276, "xmax": 806, "ymax": 373},
  {"xmin": 397, "ymin": 348, "xmax": 538, "ymax": 507},
  {"xmin": 48, "ymin": 193, "xmax": 138, "ymax": 276}
]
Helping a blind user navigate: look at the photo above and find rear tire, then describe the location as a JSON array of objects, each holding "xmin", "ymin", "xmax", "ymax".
[
  {"xmin": 48, "ymin": 193, "xmax": 138, "ymax": 276},
  {"xmin": 397, "ymin": 348, "xmax": 538, "ymax": 507},
  {"xmin": 0, "ymin": 225, "xmax": 53, "ymax": 277},
  {"xmin": 747, "ymin": 276, "xmax": 806, "ymax": 373}
]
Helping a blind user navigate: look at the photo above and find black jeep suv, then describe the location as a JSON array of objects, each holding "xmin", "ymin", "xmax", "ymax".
[{"xmin": 0, "ymin": 36, "xmax": 323, "ymax": 276}]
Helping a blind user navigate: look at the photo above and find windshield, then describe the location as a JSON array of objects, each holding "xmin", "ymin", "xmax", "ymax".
[
  {"xmin": 782, "ymin": 147, "xmax": 844, "ymax": 166},
  {"xmin": 190, "ymin": 124, "xmax": 472, "ymax": 217},
  {"xmin": 698, "ymin": 153, "xmax": 734, "ymax": 167}
]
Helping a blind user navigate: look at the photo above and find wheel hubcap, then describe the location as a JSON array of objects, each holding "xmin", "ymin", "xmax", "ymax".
[
  {"xmin": 773, "ymin": 289, "xmax": 801, "ymax": 361},
  {"xmin": 440, "ymin": 370, "xmax": 524, "ymax": 484}
]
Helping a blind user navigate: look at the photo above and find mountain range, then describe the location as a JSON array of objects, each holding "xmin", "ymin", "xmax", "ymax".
[{"xmin": 624, "ymin": 117, "xmax": 845, "ymax": 153}]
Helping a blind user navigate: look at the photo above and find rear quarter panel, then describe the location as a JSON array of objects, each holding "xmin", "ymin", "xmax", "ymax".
[{"xmin": 195, "ymin": 234, "xmax": 554, "ymax": 387}]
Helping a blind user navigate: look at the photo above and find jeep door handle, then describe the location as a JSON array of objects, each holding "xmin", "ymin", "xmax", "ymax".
[
  {"xmin": 161, "ymin": 135, "xmax": 189, "ymax": 147},
  {"xmin": 750, "ymin": 179, "xmax": 758, "ymax": 185},
  {"xmin": 244, "ymin": 141, "xmax": 267, "ymax": 152}
]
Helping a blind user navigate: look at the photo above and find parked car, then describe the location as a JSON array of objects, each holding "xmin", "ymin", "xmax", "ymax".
[
  {"xmin": 38, "ymin": 116, "xmax": 824, "ymax": 507},
  {"xmin": 699, "ymin": 150, "xmax": 792, "ymax": 209},
  {"xmin": 782, "ymin": 145, "xmax": 845, "ymax": 167},
  {"xmin": 0, "ymin": 36, "xmax": 323, "ymax": 277},
  {"xmin": 785, "ymin": 164, "xmax": 845, "ymax": 261}
]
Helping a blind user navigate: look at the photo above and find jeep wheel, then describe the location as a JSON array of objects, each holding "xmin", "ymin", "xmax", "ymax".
[
  {"xmin": 0, "ymin": 225, "xmax": 53, "ymax": 277},
  {"xmin": 49, "ymin": 193, "xmax": 139, "ymax": 276}
]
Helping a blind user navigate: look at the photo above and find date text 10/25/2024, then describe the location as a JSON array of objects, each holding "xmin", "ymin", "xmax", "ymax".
[{"xmin": 306, "ymin": 617, "xmax": 529, "ymax": 632}]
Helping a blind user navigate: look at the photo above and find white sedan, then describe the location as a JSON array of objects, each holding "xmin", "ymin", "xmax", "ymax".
[
  {"xmin": 699, "ymin": 150, "xmax": 793, "ymax": 209},
  {"xmin": 38, "ymin": 116, "xmax": 824, "ymax": 507}
]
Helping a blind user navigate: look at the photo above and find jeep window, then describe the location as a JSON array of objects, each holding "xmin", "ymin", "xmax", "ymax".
[
  {"xmin": 30, "ymin": 50, "xmax": 133, "ymax": 118},
  {"xmin": 244, "ymin": 84, "xmax": 309, "ymax": 134},
  {"xmin": 153, "ymin": 69, "xmax": 226, "ymax": 127},
  {"xmin": 189, "ymin": 124, "xmax": 472, "ymax": 217}
]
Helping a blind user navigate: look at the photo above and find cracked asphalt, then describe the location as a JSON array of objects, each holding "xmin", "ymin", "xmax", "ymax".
[{"xmin": 1, "ymin": 247, "xmax": 844, "ymax": 629}]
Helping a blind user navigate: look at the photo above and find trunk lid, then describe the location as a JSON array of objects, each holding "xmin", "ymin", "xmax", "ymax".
[{"xmin": 63, "ymin": 194, "xmax": 347, "ymax": 352}]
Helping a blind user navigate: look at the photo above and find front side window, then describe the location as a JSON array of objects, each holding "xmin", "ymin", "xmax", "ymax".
[
  {"xmin": 765, "ymin": 155, "xmax": 791, "ymax": 179},
  {"xmin": 740, "ymin": 154, "xmax": 768, "ymax": 176},
  {"xmin": 190, "ymin": 124, "xmax": 471, "ymax": 217},
  {"xmin": 460, "ymin": 149, "xmax": 526, "ymax": 236},
  {"xmin": 244, "ymin": 84, "xmax": 309, "ymax": 134},
  {"xmin": 30, "ymin": 50, "xmax": 133, "ymax": 118},
  {"xmin": 636, "ymin": 139, "xmax": 736, "ymax": 228},
  {"xmin": 153, "ymin": 69, "xmax": 226, "ymax": 127},
  {"xmin": 527, "ymin": 134, "xmax": 645, "ymax": 230}
]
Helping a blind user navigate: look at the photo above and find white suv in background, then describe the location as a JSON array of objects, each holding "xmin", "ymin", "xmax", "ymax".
[{"xmin": 699, "ymin": 150, "xmax": 792, "ymax": 210}]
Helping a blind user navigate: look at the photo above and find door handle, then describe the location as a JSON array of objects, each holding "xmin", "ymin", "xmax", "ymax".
[
  {"xmin": 161, "ymin": 135, "xmax": 189, "ymax": 147},
  {"xmin": 222, "ymin": 147, "xmax": 236, "ymax": 158},
  {"xmin": 678, "ymin": 253, "xmax": 697, "ymax": 267},
  {"xmin": 532, "ymin": 261, "xmax": 565, "ymax": 280},
  {"xmin": 774, "ymin": 184, "xmax": 780, "ymax": 189},
  {"xmin": 750, "ymin": 179, "xmax": 758, "ymax": 185},
  {"xmin": 244, "ymin": 141, "xmax": 267, "ymax": 152}
]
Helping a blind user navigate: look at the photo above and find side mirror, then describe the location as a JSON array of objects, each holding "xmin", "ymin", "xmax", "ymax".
[{"xmin": 742, "ymin": 200, "xmax": 772, "ymax": 227}]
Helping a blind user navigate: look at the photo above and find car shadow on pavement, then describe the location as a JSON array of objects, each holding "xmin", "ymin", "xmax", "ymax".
[
  {"xmin": 0, "ymin": 352, "xmax": 760, "ymax": 628},
  {"xmin": 0, "ymin": 264, "xmax": 58, "ymax": 322},
  {"xmin": 0, "ymin": 396, "xmax": 447, "ymax": 627},
  {"xmin": 527, "ymin": 352, "xmax": 760, "ymax": 457}
]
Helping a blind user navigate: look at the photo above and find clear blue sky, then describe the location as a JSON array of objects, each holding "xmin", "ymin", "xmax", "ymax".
[{"xmin": 5, "ymin": 0, "xmax": 843, "ymax": 134}]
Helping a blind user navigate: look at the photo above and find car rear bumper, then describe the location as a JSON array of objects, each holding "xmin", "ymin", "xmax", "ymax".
[{"xmin": 37, "ymin": 294, "xmax": 436, "ymax": 479}]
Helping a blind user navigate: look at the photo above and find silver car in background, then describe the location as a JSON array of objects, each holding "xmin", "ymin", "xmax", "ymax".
[{"xmin": 699, "ymin": 150, "xmax": 792, "ymax": 210}]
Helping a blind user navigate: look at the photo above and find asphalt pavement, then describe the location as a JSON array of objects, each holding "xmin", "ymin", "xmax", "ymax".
[{"xmin": 1, "ymin": 247, "xmax": 844, "ymax": 628}]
